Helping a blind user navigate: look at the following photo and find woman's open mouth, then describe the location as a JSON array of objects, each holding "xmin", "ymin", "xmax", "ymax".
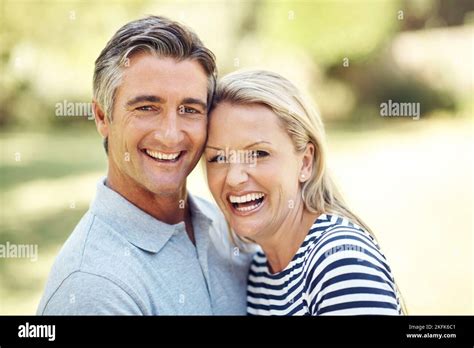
[
  {"xmin": 142, "ymin": 149, "xmax": 184, "ymax": 163},
  {"xmin": 227, "ymin": 192, "xmax": 266, "ymax": 215}
]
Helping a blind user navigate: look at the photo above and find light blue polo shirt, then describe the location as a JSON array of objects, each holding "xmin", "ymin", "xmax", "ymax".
[{"xmin": 37, "ymin": 178, "xmax": 253, "ymax": 315}]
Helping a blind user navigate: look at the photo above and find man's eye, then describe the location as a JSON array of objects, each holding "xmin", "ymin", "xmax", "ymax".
[
  {"xmin": 180, "ymin": 106, "xmax": 201, "ymax": 115},
  {"xmin": 136, "ymin": 105, "xmax": 155, "ymax": 112}
]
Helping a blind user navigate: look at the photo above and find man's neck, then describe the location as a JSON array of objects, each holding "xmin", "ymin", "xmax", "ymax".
[{"xmin": 106, "ymin": 173, "xmax": 188, "ymax": 226}]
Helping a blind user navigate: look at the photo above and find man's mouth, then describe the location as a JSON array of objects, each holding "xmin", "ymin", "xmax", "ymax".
[
  {"xmin": 227, "ymin": 192, "xmax": 266, "ymax": 214},
  {"xmin": 143, "ymin": 149, "xmax": 184, "ymax": 163}
]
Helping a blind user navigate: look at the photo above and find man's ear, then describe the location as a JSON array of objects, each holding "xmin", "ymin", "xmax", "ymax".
[
  {"xmin": 92, "ymin": 100, "xmax": 109, "ymax": 138},
  {"xmin": 299, "ymin": 142, "xmax": 315, "ymax": 183}
]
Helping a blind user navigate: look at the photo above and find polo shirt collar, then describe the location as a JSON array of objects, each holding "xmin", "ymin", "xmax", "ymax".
[{"xmin": 90, "ymin": 178, "xmax": 212, "ymax": 254}]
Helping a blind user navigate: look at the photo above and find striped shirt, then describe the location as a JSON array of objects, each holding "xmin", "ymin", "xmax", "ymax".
[{"xmin": 247, "ymin": 213, "xmax": 402, "ymax": 315}]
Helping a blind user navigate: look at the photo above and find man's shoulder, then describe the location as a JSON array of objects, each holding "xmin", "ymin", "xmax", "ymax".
[
  {"xmin": 52, "ymin": 210, "xmax": 96, "ymax": 272},
  {"xmin": 191, "ymin": 194, "xmax": 257, "ymax": 267},
  {"xmin": 52, "ymin": 209, "xmax": 126, "ymax": 266},
  {"xmin": 190, "ymin": 194, "xmax": 230, "ymax": 248},
  {"xmin": 191, "ymin": 194, "xmax": 225, "ymax": 223},
  {"xmin": 37, "ymin": 209, "xmax": 148, "ymax": 314},
  {"xmin": 37, "ymin": 270, "xmax": 144, "ymax": 315},
  {"xmin": 190, "ymin": 194, "xmax": 231, "ymax": 252}
]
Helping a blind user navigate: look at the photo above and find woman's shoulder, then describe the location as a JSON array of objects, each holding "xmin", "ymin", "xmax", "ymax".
[
  {"xmin": 309, "ymin": 213, "xmax": 372, "ymax": 237},
  {"xmin": 306, "ymin": 213, "xmax": 381, "ymax": 255},
  {"xmin": 303, "ymin": 213, "xmax": 395, "ymax": 283},
  {"xmin": 304, "ymin": 213, "xmax": 401, "ymax": 315}
]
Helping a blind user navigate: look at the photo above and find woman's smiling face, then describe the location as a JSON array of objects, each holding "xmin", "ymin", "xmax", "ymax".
[{"xmin": 205, "ymin": 102, "xmax": 308, "ymax": 240}]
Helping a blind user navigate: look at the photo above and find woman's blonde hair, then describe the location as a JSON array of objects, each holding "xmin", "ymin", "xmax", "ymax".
[{"xmin": 211, "ymin": 70, "xmax": 407, "ymax": 314}]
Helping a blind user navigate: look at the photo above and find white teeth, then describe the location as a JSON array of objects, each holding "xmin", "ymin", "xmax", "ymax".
[
  {"xmin": 229, "ymin": 192, "xmax": 265, "ymax": 204},
  {"xmin": 146, "ymin": 149, "xmax": 180, "ymax": 161},
  {"xmin": 235, "ymin": 203, "xmax": 261, "ymax": 212}
]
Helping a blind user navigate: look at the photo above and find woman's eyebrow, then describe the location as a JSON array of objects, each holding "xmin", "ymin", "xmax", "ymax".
[
  {"xmin": 244, "ymin": 141, "xmax": 272, "ymax": 149},
  {"xmin": 205, "ymin": 141, "xmax": 271, "ymax": 151}
]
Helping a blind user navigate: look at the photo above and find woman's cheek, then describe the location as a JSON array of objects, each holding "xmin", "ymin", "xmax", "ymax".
[
  {"xmin": 252, "ymin": 162, "xmax": 274, "ymax": 183},
  {"xmin": 207, "ymin": 166, "xmax": 225, "ymax": 200}
]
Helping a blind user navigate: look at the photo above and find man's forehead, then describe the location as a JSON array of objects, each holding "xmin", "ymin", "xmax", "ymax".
[
  {"xmin": 117, "ymin": 55, "xmax": 208, "ymax": 102},
  {"xmin": 124, "ymin": 53, "xmax": 206, "ymax": 77},
  {"xmin": 122, "ymin": 55, "xmax": 206, "ymax": 83}
]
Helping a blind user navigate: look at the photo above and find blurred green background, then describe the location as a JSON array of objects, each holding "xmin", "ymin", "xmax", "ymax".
[{"xmin": 1, "ymin": 0, "xmax": 473, "ymax": 314}]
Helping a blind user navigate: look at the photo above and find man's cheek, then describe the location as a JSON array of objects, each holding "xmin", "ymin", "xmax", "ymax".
[{"xmin": 196, "ymin": 125, "xmax": 208, "ymax": 149}]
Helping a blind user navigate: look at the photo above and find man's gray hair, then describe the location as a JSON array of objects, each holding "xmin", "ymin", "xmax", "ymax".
[{"xmin": 93, "ymin": 16, "xmax": 217, "ymax": 152}]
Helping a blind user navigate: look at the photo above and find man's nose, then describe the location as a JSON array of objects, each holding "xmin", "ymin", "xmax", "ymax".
[{"xmin": 154, "ymin": 111, "xmax": 183, "ymax": 148}]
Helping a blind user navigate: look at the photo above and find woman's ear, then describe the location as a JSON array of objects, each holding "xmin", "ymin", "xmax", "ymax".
[
  {"xmin": 92, "ymin": 100, "xmax": 109, "ymax": 138},
  {"xmin": 299, "ymin": 142, "xmax": 315, "ymax": 183}
]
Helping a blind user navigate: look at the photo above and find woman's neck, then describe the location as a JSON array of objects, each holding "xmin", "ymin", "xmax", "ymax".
[{"xmin": 255, "ymin": 203, "xmax": 320, "ymax": 274}]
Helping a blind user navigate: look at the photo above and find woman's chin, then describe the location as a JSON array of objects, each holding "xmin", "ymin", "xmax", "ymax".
[{"xmin": 229, "ymin": 220, "xmax": 263, "ymax": 241}]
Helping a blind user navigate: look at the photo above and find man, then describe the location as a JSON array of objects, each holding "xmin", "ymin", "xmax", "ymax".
[{"xmin": 37, "ymin": 16, "xmax": 252, "ymax": 315}]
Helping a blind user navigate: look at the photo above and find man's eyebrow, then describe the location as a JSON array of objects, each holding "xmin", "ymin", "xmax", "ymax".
[
  {"xmin": 126, "ymin": 95, "xmax": 164, "ymax": 107},
  {"xmin": 181, "ymin": 97, "xmax": 207, "ymax": 111}
]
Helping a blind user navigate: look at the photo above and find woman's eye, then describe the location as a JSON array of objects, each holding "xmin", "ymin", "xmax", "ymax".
[
  {"xmin": 251, "ymin": 150, "xmax": 269, "ymax": 158},
  {"xmin": 208, "ymin": 155, "xmax": 226, "ymax": 163}
]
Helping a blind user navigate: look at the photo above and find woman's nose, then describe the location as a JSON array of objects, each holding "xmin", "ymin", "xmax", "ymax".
[{"xmin": 225, "ymin": 163, "xmax": 249, "ymax": 188}]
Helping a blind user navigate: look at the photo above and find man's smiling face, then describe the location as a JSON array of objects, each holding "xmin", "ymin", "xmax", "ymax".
[{"xmin": 105, "ymin": 53, "xmax": 209, "ymax": 197}]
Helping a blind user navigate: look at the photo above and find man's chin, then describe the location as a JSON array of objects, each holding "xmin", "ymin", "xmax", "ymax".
[{"xmin": 144, "ymin": 179, "xmax": 186, "ymax": 197}]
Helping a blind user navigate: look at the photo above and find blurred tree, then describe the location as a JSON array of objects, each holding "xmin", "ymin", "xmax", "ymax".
[
  {"xmin": 256, "ymin": 0, "xmax": 400, "ymax": 67},
  {"xmin": 399, "ymin": 0, "xmax": 474, "ymax": 30},
  {"xmin": 0, "ymin": 0, "xmax": 151, "ymax": 129}
]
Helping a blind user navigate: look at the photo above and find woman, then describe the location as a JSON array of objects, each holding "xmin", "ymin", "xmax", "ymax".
[{"xmin": 204, "ymin": 70, "xmax": 404, "ymax": 315}]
